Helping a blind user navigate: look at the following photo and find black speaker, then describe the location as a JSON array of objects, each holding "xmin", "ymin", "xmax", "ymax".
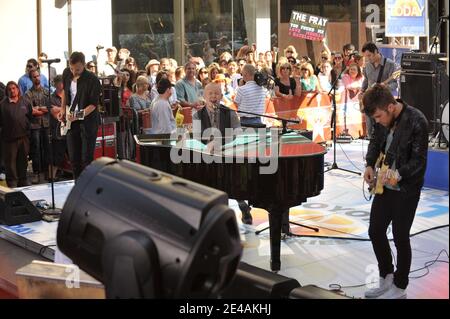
[
  {"xmin": 220, "ymin": 262, "xmax": 349, "ymax": 299},
  {"xmin": 400, "ymin": 70, "xmax": 449, "ymax": 132},
  {"xmin": 220, "ymin": 262, "xmax": 301, "ymax": 299},
  {"xmin": 0, "ymin": 186, "xmax": 42, "ymax": 226}
]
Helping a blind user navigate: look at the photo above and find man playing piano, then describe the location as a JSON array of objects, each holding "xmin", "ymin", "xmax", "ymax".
[
  {"xmin": 193, "ymin": 83, "xmax": 256, "ymax": 225},
  {"xmin": 193, "ymin": 82, "xmax": 241, "ymax": 139}
]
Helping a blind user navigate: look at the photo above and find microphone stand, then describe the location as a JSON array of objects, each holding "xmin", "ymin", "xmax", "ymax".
[
  {"xmin": 43, "ymin": 59, "xmax": 62, "ymax": 216},
  {"xmin": 218, "ymin": 105, "xmax": 301, "ymax": 135},
  {"xmin": 324, "ymin": 67, "xmax": 361, "ymax": 175},
  {"xmin": 429, "ymin": 16, "xmax": 447, "ymax": 54}
]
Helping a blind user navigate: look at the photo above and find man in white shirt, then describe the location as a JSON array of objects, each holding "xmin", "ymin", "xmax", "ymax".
[
  {"xmin": 151, "ymin": 78, "xmax": 176, "ymax": 134},
  {"xmin": 234, "ymin": 64, "xmax": 266, "ymax": 127}
]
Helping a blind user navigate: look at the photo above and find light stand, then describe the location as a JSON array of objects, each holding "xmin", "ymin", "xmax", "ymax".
[
  {"xmin": 43, "ymin": 59, "xmax": 62, "ymax": 216},
  {"xmin": 325, "ymin": 68, "xmax": 361, "ymax": 175}
]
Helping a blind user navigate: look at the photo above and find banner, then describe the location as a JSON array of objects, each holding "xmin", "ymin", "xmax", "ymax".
[
  {"xmin": 385, "ymin": 0, "xmax": 428, "ymax": 37},
  {"xmin": 288, "ymin": 11, "xmax": 328, "ymax": 41}
]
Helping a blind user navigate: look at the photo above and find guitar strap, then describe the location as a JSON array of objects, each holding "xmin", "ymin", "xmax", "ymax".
[
  {"xmin": 69, "ymin": 75, "xmax": 82, "ymax": 113},
  {"xmin": 384, "ymin": 104, "xmax": 408, "ymax": 167},
  {"xmin": 376, "ymin": 57, "xmax": 386, "ymax": 84}
]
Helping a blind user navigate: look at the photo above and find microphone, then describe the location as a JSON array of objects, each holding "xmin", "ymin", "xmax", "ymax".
[
  {"xmin": 213, "ymin": 101, "xmax": 222, "ymax": 110},
  {"xmin": 96, "ymin": 45, "xmax": 104, "ymax": 50},
  {"xmin": 41, "ymin": 58, "xmax": 61, "ymax": 64}
]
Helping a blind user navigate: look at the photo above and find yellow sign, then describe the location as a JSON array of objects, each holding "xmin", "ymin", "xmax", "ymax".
[{"xmin": 391, "ymin": 0, "xmax": 425, "ymax": 17}]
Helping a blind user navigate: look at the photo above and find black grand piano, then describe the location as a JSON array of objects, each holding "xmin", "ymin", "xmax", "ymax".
[{"xmin": 135, "ymin": 129, "xmax": 326, "ymax": 271}]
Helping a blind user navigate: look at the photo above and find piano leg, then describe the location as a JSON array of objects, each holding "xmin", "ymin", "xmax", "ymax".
[{"xmin": 268, "ymin": 206, "xmax": 284, "ymax": 272}]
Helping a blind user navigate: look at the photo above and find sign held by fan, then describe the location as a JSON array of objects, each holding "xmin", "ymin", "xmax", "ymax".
[{"xmin": 289, "ymin": 11, "xmax": 328, "ymax": 41}]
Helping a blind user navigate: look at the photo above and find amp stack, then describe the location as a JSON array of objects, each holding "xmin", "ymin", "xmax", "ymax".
[{"xmin": 400, "ymin": 52, "xmax": 449, "ymax": 133}]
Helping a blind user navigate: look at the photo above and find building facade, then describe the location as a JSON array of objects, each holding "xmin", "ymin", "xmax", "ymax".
[{"xmin": 0, "ymin": 0, "xmax": 448, "ymax": 83}]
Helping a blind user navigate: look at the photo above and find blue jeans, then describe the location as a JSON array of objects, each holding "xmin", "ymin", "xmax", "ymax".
[{"xmin": 30, "ymin": 128, "xmax": 50, "ymax": 173}]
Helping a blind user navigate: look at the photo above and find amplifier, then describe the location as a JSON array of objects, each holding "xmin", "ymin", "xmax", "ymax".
[{"xmin": 401, "ymin": 53, "xmax": 447, "ymax": 73}]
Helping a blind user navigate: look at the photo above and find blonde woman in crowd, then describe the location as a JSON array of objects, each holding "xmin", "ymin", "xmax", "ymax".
[
  {"xmin": 128, "ymin": 76, "xmax": 152, "ymax": 112},
  {"xmin": 283, "ymin": 45, "xmax": 298, "ymax": 61},
  {"xmin": 274, "ymin": 62, "xmax": 302, "ymax": 99},
  {"xmin": 300, "ymin": 63, "xmax": 321, "ymax": 93},
  {"xmin": 208, "ymin": 64, "xmax": 222, "ymax": 82},
  {"xmin": 175, "ymin": 66, "xmax": 185, "ymax": 82}
]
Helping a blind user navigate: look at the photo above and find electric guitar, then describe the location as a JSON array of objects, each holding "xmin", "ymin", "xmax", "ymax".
[
  {"xmin": 60, "ymin": 105, "xmax": 84, "ymax": 136},
  {"xmin": 370, "ymin": 151, "xmax": 401, "ymax": 195},
  {"xmin": 59, "ymin": 106, "xmax": 72, "ymax": 137},
  {"xmin": 370, "ymin": 152, "xmax": 388, "ymax": 195},
  {"xmin": 371, "ymin": 70, "xmax": 402, "ymax": 88}
]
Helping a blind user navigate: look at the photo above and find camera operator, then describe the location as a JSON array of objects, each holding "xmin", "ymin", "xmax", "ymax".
[{"xmin": 234, "ymin": 64, "xmax": 267, "ymax": 127}]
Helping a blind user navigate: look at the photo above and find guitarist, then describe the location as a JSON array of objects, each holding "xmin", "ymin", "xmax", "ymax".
[
  {"xmin": 59, "ymin": 52, "xmax": 101, "ymax": 179},
  {"xmin": 361, "ymin": 42, "xmax": 399, "ymax": 139},
  {"xmin": 362, "ymin": 84, "xmax": 428, "ymax": 299}
]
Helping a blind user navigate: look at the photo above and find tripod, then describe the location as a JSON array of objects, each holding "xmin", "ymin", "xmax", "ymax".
[
  {"xmin": 43, "ymin": 59, "xmax": 62, "ymax": 216},
  {"xmin": 325, "ymin": 68, "xmax": 361, "ymax": 176},
  {"xmin": 254, "ymin": 208, "xmax": 319, "ymax": 236}
]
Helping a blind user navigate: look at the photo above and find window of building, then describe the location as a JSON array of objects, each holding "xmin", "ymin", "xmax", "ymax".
[
  {"xmin": 280, "ymin": 0, "xmax": 352, "ymax": 23},
  {"xmin": 112, "ymin": 0, "xmax": 174, "ymax": 70}
]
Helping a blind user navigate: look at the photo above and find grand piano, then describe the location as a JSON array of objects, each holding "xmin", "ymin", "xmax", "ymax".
[{"xmin": 135, "ymin": 129, "xmax": 326, "ymax": 271}]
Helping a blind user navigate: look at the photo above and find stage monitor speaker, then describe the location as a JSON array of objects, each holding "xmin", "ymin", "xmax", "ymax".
[
  {"xmin": 400, "ymin": 71, "xmax": 449, "ymax": 132},
  {"xmin": 220, "ymin": 262, "xmax": 301, "ymax": 299},
  {"xmin": 0, "ymin": 186, "xmax": 42, "ymax": 226}
]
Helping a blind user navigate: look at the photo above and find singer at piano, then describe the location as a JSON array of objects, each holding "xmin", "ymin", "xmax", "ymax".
[
  {"xmin": 193, "ymin": 82, "xmax": 255, "ymax": 224},
  {"xmin": 192, "ymin": 82, "xmax": 240, "ymax": 140},
  {"xmin": 362, "ymin": 84, "xmax": 428, "ymax": 299}
]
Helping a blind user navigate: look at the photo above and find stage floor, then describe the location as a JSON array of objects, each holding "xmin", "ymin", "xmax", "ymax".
[{"xmin": 1, "ymin": 140, "xmax": 448, "ymax": 299}]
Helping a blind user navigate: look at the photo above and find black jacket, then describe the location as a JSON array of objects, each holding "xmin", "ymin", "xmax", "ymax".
[
  {"xmin": 0, "ymin": 97, "xmax": 32, "ymax": 141},
  {"xmin": 366, "ymin": 100, "xmax": 429, "ymax": 193},
  {"xmin": 62, "ymin": 68, "xmax": 101, "ymax": 126},
  {"xmin": 198, "ymin": 105, "xmax": 231, "ymax": 139}
]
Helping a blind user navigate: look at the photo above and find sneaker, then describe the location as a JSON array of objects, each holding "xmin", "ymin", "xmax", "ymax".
[
  {"xmin": 377, "ymin": 284, "xmax": 407, "ymax": 299},
  {"xmin": 364, "ymin": 273, "xmax": 393, "ymax": 299}
]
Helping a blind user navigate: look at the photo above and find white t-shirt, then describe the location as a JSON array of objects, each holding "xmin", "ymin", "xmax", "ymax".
[
  {"xmin": 151, "ymin": 97, "xmax": 176, "ymax": 134},
  {"xmin": 70, "ymin": 80, "xmax": 78, "ymax": 111}
]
